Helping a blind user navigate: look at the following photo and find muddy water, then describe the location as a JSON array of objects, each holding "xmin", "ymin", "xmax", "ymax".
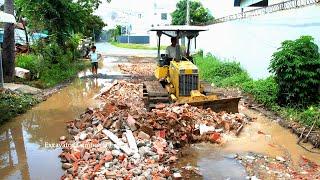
[
  {"xmin": 177, "ymin": 107, "xmax": 320, "ymax": 179},
  {"xmin": 1, "ymin": 56, "xmax": 320, "ymax": 179},
  {"xmin": 0, "ymin": 58, "xmax": 117, "ymax": 179},
  {"xmin": 226, "ymin": 108, "xmax": 320, "ymax": 164}
]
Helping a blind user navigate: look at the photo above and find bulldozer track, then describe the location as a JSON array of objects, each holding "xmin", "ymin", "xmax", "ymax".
[{"xmin": 143, "ymin": 81, "xmax": 170, "ymax": 110}]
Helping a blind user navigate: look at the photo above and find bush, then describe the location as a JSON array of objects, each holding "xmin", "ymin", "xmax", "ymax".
[
  {"xmin": 0, "ymin": 90, "xmax": 39, "ymax": 124},
  {"xmin": 241, "ymin": 77, "xmax": 279, "ymax": 108},
  {"xmin": 24, "ymin": 37, "xmax": 90, "ymax": 88},
  {"xmin": 65, "ymin": 33, "xmax": 83, "ymax": 60},
  {"xmin": 16, "ymin": 54, "xmax": 42, "ymax": 79},
  {"xmin": 269, "ymin": 36, "xmax": 320, "ymax": 107}
]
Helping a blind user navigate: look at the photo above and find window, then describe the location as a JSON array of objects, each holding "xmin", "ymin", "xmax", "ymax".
[
  {"xmin": 138, "ymin": 14, "xmax": 142, "ymax": 19},
  {"xmin": 161, "ymin": 13, "xmax": 167, "ymax": 20}
]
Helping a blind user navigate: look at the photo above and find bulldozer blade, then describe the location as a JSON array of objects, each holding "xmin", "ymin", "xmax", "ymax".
[{"xmin": 178, "ymin": 97, "xmax": 241, "ymax": 113}]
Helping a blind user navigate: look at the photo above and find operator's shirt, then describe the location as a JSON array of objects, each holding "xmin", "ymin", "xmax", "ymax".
[
  {"xmin": 89, "ymin": 52, "xmax": 98, "ymax": 63},
  {"xmin": 166, "ymin": 45, "xmax": 185, "ymax": 59}
]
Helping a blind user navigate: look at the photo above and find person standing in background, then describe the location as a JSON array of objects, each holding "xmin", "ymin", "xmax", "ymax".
[{"xmin": 89, "ymin": 46, "xmax": 98, "ymax": 75}]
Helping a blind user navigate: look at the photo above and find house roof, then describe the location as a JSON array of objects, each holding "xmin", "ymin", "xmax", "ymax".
[
  {"xmin": 150, "ymin": 25, "xmax": 208, "ymax": 38},
  {"xmin": 234, "ymin": 0, "xmax": 268, "ymax": 7},
  {"xmin": 150, "ymin": 25, "xmax": 208, "ymax": 32}
]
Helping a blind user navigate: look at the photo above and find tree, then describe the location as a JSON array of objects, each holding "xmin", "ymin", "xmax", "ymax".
[
  {"xmin": 83, "ymin": 15, "xmax": 106, "ymax": 41},
  {"xmin": 171, "ymin": 0, "xmax": 214, "ymax": 25},
  {"xmin": 15, "ymin": 0, "xmax": 110, "ymax": 46},
  {"xmin": 2, "ymin": 0, "xmax": 15, "ymax": 82}
]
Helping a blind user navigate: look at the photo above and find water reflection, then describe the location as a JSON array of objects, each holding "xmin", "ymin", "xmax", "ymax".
[
  {"xmin": 0, "ymin": 78, "xmax": 103, "ymax": 179},
  {"xmin": 0, "ymin": 56, "xmax": 138, "ymax": 179},
  {"xmin": 0, "ymin": 125, "xmax": 30, "ymax": 180},
  {"xmin": 177, "ymin": 143, "xmax": 247, "ymax": 180}
]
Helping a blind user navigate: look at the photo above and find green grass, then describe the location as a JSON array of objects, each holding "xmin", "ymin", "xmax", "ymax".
[
  {"xmin": 111, "ymin": 42, "xmax": 166, "ymax": 50},
  {"xmin": 194, "ymin": 54, "xmax": 251, "ymax": 87},
  {"xmin": 194, "ymin": 53, "xmax": 320, "ymax": 128},
  {"xmin": 16, "ymin": 53, "xmax": 90, "ymax": 88},
  {"xmin": 0, "ymin": 90, "xmax": 39, "ymax": 124},
  {"xmin": 39, "ymin": 60, "xmax": 90, "ymax": 88}
]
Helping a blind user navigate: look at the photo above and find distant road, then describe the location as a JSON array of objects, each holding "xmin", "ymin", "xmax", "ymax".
[{"xmin": 96, "ymin": 42, "xmax": 162, "ymax": 57}]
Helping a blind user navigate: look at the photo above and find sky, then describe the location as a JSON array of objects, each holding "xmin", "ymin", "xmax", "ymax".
[
  {"xmin": 0, "ymin": 0, "xmax": 241, "ymax": 20},
  {"xmin": 95, "ymin": 0, "xmax": 242, "ymax": 21}
]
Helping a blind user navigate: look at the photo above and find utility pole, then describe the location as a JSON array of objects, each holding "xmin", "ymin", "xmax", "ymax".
[
  {"xmin": 186, "ymin": 0, "xmax": 190, "ymax": 25},
  {"xmin": 0, "ymin": 49, "xmax": 4, "ymax": 88},
  {"xmin": 182, "ymin": 0, "xmax": 190, "ymax": 47}
]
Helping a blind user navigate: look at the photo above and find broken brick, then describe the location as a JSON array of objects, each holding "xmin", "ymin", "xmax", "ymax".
[
  {"xmin": 210, "ymin": 132, "xmax": 221, "ymax": 143},
  {"xmin": 156, "ymin": 130, "xmax": 166, "ymax": 139},
  {"xmin": 138, "ymin": 131, "xmax": 150, "ymax": 140},
  {"xmin": 155, "ymin": 103, "xmax": 166, "ymax": 109}
]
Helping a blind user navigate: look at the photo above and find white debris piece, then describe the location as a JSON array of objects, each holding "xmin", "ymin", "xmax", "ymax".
[
  {"xmin": 199, "ymin": 124, "xmax": 216, "ymax": 135},
  {"xmin": 102, "ymin": 129, "xmax": 132, "ymax": 155},
  {"xmin": 125, "ymin": 129, "xmax": 138, "ymax": 153}
]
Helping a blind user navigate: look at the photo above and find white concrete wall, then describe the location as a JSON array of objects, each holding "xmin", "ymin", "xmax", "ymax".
[{"xmin": 197, "ymin": 5, "xmax": 320, "ymax": 79}]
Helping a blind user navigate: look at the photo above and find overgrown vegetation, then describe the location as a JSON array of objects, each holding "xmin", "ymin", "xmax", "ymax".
[
  {"xmin": 194, "ymin": 48, "xmax": 320, "ymax": 128},
  {"xmin": 15, "ymin": 34, "xmax": 90, "ymax": 88},
  {"xmin": 269, "ymin": 36, "xmax": 320, "ymax": 107},
  {"xmin": 0, "ymin": 90, "xmax": 39, "ymax": 124},
  {"xmin": 110, "ymin": 42, "xmax": 166, "ymax": 50},
  {"xmin": 16, "ymin": 54, "xmax": 90, "ymax": 88},
  {"xmin": 194, "ymin": 54, "xmax": 248, "ymax": 86}
]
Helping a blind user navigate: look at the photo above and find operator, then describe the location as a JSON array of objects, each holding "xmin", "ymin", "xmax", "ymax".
[{"xmin": 166, "ymin": 37, "xmax": 186, "ymax": 60}]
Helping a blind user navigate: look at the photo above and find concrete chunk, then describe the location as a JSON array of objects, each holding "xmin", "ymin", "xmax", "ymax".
[
  {"xmin": 125, "ymin": 130, "xmax": 138, "ymax": 153},
  {"xmin": 102, "ymin": 129, "xmax": 132, "ymax": 155},
  {"xmin": 15, "ymin": 67, "xmax": 30, "ymax": 79}
]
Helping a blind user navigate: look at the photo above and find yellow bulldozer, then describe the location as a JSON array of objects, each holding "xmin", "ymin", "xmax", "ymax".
[{"xmin": 143, "ymin": 26, "xmax": 241, "ymax": 113}]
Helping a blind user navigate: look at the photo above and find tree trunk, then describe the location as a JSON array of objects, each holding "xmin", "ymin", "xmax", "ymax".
[
  {"xmin": 21, "ymin": 17, "xmax": 29, "ymax": 52},
  {"xmin": 2, "ymin": 0, "xmax": 15, "ymax": 82}
]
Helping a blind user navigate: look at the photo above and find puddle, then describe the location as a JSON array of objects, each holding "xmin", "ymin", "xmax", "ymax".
[
  {"xmin": 178, "ymin": 107, "xmax": 320, "ymax": 179},
  {"xmin": 177, "ymin": 143, "xmax": 247, "ymax": 180},
  {"xmin": 0, "ymin": 78, "xmax": 104, "ymax": 179},
  {"xmin": 226, "ymin": 108, "xmax": 320, "ymax": 165},
  {"xmin": 0, "ymin": 57, "xmax": 123, "ymax": 180}
]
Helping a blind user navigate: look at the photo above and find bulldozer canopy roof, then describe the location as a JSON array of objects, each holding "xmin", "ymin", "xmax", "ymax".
[
  {"xmin": 150, "ymin": 25, "xmax": 208, "ymax": 32},
  {"xmin": 150, "ymin": 25, "xmax": 208, "ymax": 38}
]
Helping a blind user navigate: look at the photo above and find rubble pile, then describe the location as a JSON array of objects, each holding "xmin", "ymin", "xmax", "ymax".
[
  {"xmin": 60, "ymin": 80, "xmax": 249, "ymax": 179},
  {"xmin": 238, "ymin": 153, "xmax": 320, "ymax": 179},
  {"xmin": 139, "ymin": 104, "xmax": 248, "ymax": 146},
  {"xmin": 118, "ymin": 64, "xmax": 156, "ymax": 77}
]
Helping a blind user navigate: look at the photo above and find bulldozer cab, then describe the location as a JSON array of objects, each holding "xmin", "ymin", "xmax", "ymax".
[{"xmin": 150, "ymin": 25, "xmax": 208, "ymax": 65}]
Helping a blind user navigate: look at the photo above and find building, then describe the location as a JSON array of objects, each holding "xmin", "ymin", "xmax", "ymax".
[
  {"xmin": 234, "ymin": 0, "xmax": 287, "ymax": 7},
  {"xmin": 150, "ymin": 0, "xmax": 177, "ymax": 28},
  {"xmin": 234, "ymin": 0, "xmax": 269, "ymax": 7},
  {"xmin": 149, "ymin": 0, "xmax": 178, "ymax": 46},
  {"xmin": 95, "ymin": 0, "xmax": 178, "ymax": 44}
]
